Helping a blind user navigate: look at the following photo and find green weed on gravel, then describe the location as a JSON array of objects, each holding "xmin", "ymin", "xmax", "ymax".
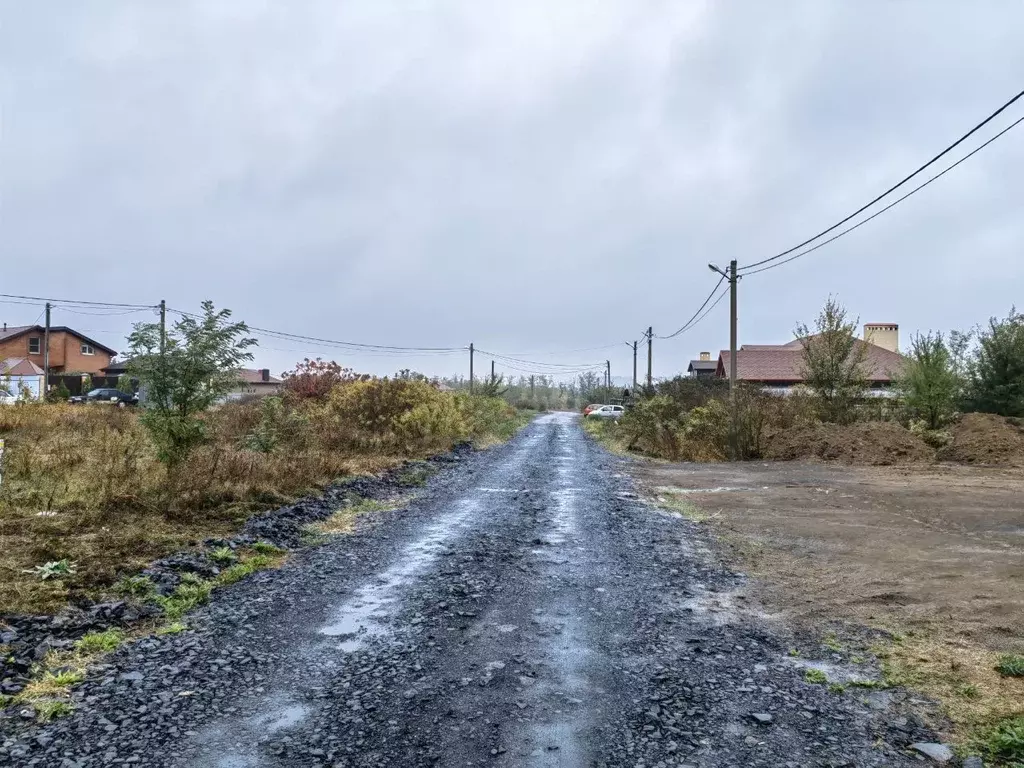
[
  {"xmin": 804, "ymin": 669, "xmax": 828, "ymax": 685},
  {"xmin": 972, "ymin": 716, "xmax": 1024, "ymax": 766},
  {"xmin": 34, "ymin": 700, "xmax": 74, "ymax": 722},
  {"xmin": 75, "ymin": 628, "xmax": 126, "ymax": 654}
]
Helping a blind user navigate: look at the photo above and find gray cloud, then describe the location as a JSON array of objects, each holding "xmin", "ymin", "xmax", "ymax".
[{"xmin": 2, "ymin": 0, "xmax": 1021, "ymax": 379}]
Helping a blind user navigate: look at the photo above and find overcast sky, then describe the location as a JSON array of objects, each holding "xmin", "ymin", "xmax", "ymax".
[{"xmin": 2, "ymin": 1, "xmax": 1022, "ymax": 381}]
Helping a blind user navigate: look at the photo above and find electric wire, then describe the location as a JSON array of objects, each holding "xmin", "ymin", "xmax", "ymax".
[
  {"xmin": 740, "ymin": 88, "xmax": 1024, "ymax": 272},
  {"xmin": 741, "ymin": 113, "xmax": 1024, "ymax": 277},
  {"xmin": 655, "ymin": 275, "xmax": 725, "ymax": 339}
]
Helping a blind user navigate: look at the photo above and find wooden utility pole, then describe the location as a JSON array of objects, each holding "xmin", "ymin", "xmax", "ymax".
[
  {"xmin": 631, "ymin": 341, "xmax": 638, "ymax": 392},
  {"xmin": 490, "ymin": 359, "xmax": 495, "ymax": 384},
  {"xmin": 728, "ymin": 259, "xmax": 738, "ymax": 461},
  {"xmin": 646, "ymin": 326, "xmax": 653, "ymax": 390},
  {"xmin": 469, "ymin": 343, "xmax": 475, "ymax": 393},
  {"xmin": 159, "ymin": 299, "xmax": 166, "ymax": 357},
  {"xmin": 43, "ymin": 302, "xmax": 51, "ymax": 396},
  {"xmin": 710, "ymin": 261, "xmax": 740, "ymax": 460},
  {"xmin": 529, "ymin": 375, "xmax": 535, "ymax": 398},
  {"xmin": 606, "ymin": 360, "xmax": 611, "ymax": 395}
]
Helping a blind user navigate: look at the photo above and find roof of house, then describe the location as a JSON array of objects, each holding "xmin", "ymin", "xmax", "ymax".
[
  {"xmin": 0, "ymin": 325, "xmax": 117, "ymax": 355},
  {"xmin": 0, "ymin": 357, "xmax": 45, "ymax": 376},
  {"xmin": 687, "ymin": 360, "xmax": 718, "ymax": 373},
  {"xmin": 717, "ymin": 338, "xmax": 904, "ymax": 384},
  {"xmin": 238, "ymin": 368, "xmax": 283, "ymax": 385}
]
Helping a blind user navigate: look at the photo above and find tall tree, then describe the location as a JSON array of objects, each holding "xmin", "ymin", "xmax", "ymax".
[
  {"xmin": 967, "ymin": 307, "xmax": 1024, "ymax": 417},
  {"xmin": 128, "ymin": 301, "xmax": 257, "ymax": 470},
  {"xmin": 796, "ymin": 296, "xmax": 869, "ymax": 423},
  {"xmin": 896, "ymin": 331, "xmax": 958, "ymax": 429}
]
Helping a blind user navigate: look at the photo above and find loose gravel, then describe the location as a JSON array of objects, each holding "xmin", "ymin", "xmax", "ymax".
[{"xmin": 1, "ymin": 414, "xmax": 946, "ymax": 767}]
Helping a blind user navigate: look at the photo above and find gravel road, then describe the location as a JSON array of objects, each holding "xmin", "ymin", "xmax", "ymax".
[{"xmin": 1, "ymin": 413, "xmax": 938, "ymax": 767}]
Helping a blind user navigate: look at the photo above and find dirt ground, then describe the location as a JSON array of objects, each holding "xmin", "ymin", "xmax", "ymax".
[{"xmin": 630, "ymin": 459, "xmax": 1024, "ymax": 739}]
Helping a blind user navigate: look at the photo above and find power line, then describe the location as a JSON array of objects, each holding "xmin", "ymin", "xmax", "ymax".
[
  {"xmin": 656, "ymin": 275, "xmax": 725, "ymax": 339},
  {"xmin": 474, "ymin": 349, "xmax": 607, "ymax": 370},
  {"xmin": 0, "ymin": 292, "xmax": 156, "ymax": 310},
  {"xmin": 742, "ymin": 113, "xmax": 1024, "ymax": 277},
  {"xmin": 740, "ymin": 87, "xmax": 1024, "ymax": 273},
  {"xmin": 167, "ymin": 308, "xmax": 466, "ymax": 354}
]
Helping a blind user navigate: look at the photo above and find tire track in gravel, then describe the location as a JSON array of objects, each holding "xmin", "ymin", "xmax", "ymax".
[{"xmin": 1, "ymin": 413, "xmax": 940, "ymax": 767}]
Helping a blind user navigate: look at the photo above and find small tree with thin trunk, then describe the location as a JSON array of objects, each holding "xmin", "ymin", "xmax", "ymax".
[
  {"xmin": 896, "ymin": 331, "xmax": 958, "ymax": 430},
  {"xmin": 127, "ymin": 301, "xmax": 257, "ymax": 472},
  {"xmin": 796, "ymin": 297, "xmax": 869, "ymax": 424}
]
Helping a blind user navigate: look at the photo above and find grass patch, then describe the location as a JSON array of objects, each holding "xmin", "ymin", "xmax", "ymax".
[
  {"xmin": 971, "ymin": 716, "xmax": 1024, "ymax": 766},
  {"xmin": 822, "ymin": 632, "xmax": 843, "ymax": 652},
  {"xmin": 873, "ymin": 633, "xmax": 1024, "ymax": 748},
  {"xmin": 156, "ymin": 621, "xmax": 188, "ymax": 635},
  {"xmin": 996, "ymin": 654, "xmax": 1024, "ymax": 678},
  {"xmin": 154, "ymin": 578, "xmax": 213, "ymax": 620},
  {"xmin": 658, "ymin": 493, "xmax": 710, "ymax": 523},
  {"xmin": 33, "ymin": 700, "xmax": 74, "ymax": 722},
  {"xmin": 74, "ymin": 628, "xmax": 126, "ymax": 654},
  {"xmin": 828, "ymin": 682, "xmax": 847, "ymax": 694},
  {"xmin": 209, "ymin": 546, "xmax": 237, "ymax": 565},
  {"xmin": 307, "ymin": 497, "xmax": 406, "ymax": 537},
  {"xmin": 581, "ymin": 417, "xmax": 630, "ymax": 454},
  {"xmin": 804, "ymin": 668, "xmax": 828, "ymax": 685},
  {"xmin": 249, "ymin": 541, "xmax": 286, "ymax": 555}
]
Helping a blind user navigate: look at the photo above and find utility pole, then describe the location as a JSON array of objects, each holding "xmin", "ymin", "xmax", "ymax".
[
  {"xmin": 159, "ymin": 299, "xmax": 166, "ymax": 357},
  {"xmin": 469, "ymin": 343, "xmax": 475, "ymax": 393},
  {"xmin": 490, "ymin": 359, "xmax": 495, "ymax": 384},
  {"xmin": 606, "ymin": 360, "xmax": 611, "ymax": 396},
  {"xmin": 43, "ymin": 303, "xmax": 51, "ymax": 396},
  {"xmin": 529, "ymin": 375, "xmax": 535, "ymax": 399},
  {"xmin": 631, "ymin": 341, "xmax": 637, "ymax": 392},
  {"xmin": 709, "ymin": 260, "xmax": 739, "ymax": 460},
  {"xmin": 646, "ymin": 326, "xmax": 653, "ymax": 391}
]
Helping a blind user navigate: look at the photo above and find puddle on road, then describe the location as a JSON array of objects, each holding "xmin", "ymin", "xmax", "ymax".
[
  {"xmin": 203, "ymin": 696, "xmax": 310, "ymax": 768},
  {"xmin": 321, "ymin": 498, "xmax": 482, "ymax": 650}
]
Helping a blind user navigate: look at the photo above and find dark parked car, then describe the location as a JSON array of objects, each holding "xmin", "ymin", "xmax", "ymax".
[{"xmin": 70, "ymin": 388, "xmax": 138, "ymax": 407}]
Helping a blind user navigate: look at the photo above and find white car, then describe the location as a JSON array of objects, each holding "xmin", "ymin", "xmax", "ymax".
[{"xmin": 586, "ymin": 404, "xmax": 624, "ymax": 420}]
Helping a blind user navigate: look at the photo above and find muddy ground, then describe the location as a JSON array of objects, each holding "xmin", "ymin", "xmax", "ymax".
[
  {"xmin": 632, "ymin": 461, "xmax": 1024, "ymax": 649},
  {"xmin": 2, "ymin": 415, "xmax": 953, "ymax": 767}
]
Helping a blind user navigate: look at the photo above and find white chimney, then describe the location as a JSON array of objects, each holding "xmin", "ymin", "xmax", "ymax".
[{"xmin": 864, "ymin": 323, "xmax": 899, "ymax": 353}]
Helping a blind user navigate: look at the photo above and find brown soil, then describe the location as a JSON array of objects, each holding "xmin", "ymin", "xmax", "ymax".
[
  {"xmin": 938, "ymin": 412, "xmax": 1024, "ymax": 467},
  {"xmin": 764, "ymin": 421, "xmax": 934, "ymax": 465},
  {"xmin": 631, "ymin": 459, "xmax": 1024, "ymax": 737}
]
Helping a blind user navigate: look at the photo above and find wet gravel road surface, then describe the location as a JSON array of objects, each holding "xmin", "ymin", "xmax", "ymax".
[{"xmin": 1, "ymin": 413, "xmax": 936, "ymax": 767}]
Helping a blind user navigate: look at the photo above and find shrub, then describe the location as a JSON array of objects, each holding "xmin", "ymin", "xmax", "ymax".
[
  {"xmin": 281, "ymin": 358, "xmax": 361, "ymax": 400},
  {"xmin": 620, "ymin": 396, "xmax": 687, "ymax": 459}
]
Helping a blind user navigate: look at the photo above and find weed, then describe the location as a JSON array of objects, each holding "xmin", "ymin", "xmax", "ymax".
[
  {"xmin": 48, "ymin": 670, "xmax": 85, "ymax": 687},
  {"xmin": 659, "ymin": 494, "xmax": 708, "ymax": 523},
  {"xmin": 209, "ymin": 546, "xmax": 237, "ymax": 565},
  {"xmin": 397, "ymin": 465, "xmax": 431, "ymax": 487},
  {"xmin": 804, "ymin": 669, "xmax": 828, "ymax": 685},
  {"xmin": 113, "ymin": 575, "xmax": 157, "ymax": 599},
  {"xmin": 955, "ymin": 683, "xmax": 981, "ymax": 699},
  {"xmin": 34, "ymin": 700, "xmax": 73, "ymax": 722},
  {"xmin": 155, "ymin": 579, "xmax": 213, "ymax": 620},
  {"xmin": 822, "ymin": 632, "xmax": 843, "ymax": 652},
  {"xmin": 24, "ymin": 560, "xmax": 77, "ymax": 581},
  {"xmin": 249, "ymin": 541, "xmax": 284, "ymax": 555},
  {"xmin": 848, "ymin": 679, "xmax": 888, "ymax": 690},
  {"xmin": 75, "ymin": 628, "xmax": 126, "ymax": 654},
  {"xmin": 179, "ymin": 572, "xmax": 204, "ymax": 586},
  {"xmin": 850, "ymin": 655, "xmax": 865, "ymax": 664},
  {"xmin": 974, "ymin": 716, "xmax": 1024, "ymax": 765},
  {"xmin": 828, "ymin": 682, "xmax": 847, "ymax": 694},
  {"xmin": 995, "ymin": 654, "xmax": 1024, "ymax": 678},
  {"xmin": 310, "ymin": 497, "xmax": 402, "ymax": 536},
  {"xmin": 788, "ymin": 648, "xmax": 801, "ymax": 658},
  {"xmin": 156, "ymin": 621, "xmax": 188, "ymax": 635}
]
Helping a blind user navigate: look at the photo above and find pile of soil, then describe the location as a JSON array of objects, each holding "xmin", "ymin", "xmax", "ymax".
[
  {"xmin": 765, "ymin": 422, "xmax": 934, "ymax": 465},
  {"xmin": 937, "ymin": 412, "xmax": 1024, "ymax": 467}
]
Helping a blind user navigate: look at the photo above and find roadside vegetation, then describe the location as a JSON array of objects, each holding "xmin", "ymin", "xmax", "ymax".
[
  {"xmin": 587, "ymin": 299, "xmax": 1024, "ymax": 466},
  {"xmin": 0, "ymin": 304, "xmax": 529, "ymax": 618}
]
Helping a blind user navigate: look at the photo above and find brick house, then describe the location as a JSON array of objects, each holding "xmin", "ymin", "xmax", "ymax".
[
  {"xmin": 716, "ymin": 324, "xmax": 905, "ymax": 395},
  {"xmin": 0, "ymin": 324, "xmax": 117, "ymax": 375}
]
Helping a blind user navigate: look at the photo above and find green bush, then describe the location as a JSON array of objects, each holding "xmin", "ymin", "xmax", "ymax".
[{"xmin": 619, "ymin": 396, "xmax": 686, "ymax": 459}]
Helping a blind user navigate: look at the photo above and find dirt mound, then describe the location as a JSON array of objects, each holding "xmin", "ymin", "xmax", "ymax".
[
  {"xmin": 765, "ymin": 422, "xmax": 934, "ymax": 465},
  {"xmin": 937, "ymin": 412, "xmax": 1024, "ymax": 467}
]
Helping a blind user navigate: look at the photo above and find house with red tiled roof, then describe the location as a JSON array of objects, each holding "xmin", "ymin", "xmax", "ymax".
[
  {"xmin": 0, "ymin": 358, "xmax": 45, "ymax": 399},
  {"xmin": 716, "ymin": 324, "xmax": 905, "ymax": 395}
]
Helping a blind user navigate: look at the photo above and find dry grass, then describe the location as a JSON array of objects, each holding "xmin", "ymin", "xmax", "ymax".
[
  {"xmin": 306, "ymin": 497, "xmax": 409, "ymax": 537},
  {"xmin": 875, "ymin": 633, "xmax": 1024, "ymax": 749},
  {"xmin": 1, "ymin": 394, "xmax": 527, "ymax": 617}
]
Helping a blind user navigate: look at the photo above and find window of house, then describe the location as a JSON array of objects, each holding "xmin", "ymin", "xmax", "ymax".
[
  {"xmin": 81, "ymin": 344, "xmax": 95, "ymax": 355},
  {"xmin": 28, "ymin": 337, "xmax": 41, "ymax": 354}
]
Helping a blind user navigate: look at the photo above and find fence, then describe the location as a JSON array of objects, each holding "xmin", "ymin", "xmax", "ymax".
[{"xmin": 50, "ymin": 375, "xmax": 135, "ymax": 397}]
